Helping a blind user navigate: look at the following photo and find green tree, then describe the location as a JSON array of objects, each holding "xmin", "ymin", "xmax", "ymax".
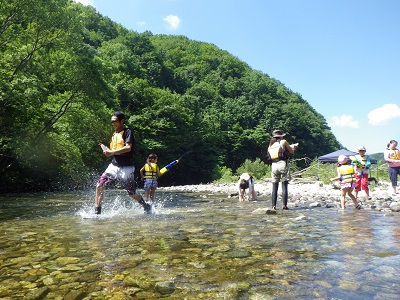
[
  {"xmin": 0, "ymin": 1, "xmax": 343, "ymax": 191},
  {"xmin": 0, "ymin": 0, "xmax": 112, "ymax": 191}
]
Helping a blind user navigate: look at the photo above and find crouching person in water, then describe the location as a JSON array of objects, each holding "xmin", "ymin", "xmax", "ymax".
[
  {"xmin": 238, "ymin": 173, "xmax": 257, "ymax": 201},
  {"xmin": 330, "ymin": 155, "xmax": 362, "ymax": 210},
  {"xmin": 95, "ymin": 111, "xmax": 151, "ymax": 214},
  {"xmin": 267, "ymin": 129, "xmax": 298, "ymax": 210}
]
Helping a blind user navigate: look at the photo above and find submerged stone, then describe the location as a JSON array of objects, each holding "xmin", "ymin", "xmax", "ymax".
[
  {"xmin": 154, "ymin": 281, "xmax": 175, "ymax": 295},
  {"xmin": 22, "ymin": 287, "xmax": 50, "ymax": 300}
]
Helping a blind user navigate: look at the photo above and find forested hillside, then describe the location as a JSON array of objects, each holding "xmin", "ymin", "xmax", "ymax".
[{"xmin": 0, "ymin": 0, "xmax": 341, "ymax": 192}]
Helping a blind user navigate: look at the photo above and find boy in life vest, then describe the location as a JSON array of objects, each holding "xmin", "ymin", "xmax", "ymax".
[
  {"xmin": 330, "ymin": 155, "xmax": 362, "ymax": 210},
  {"xmin": 352, "ymin": 146, "xmax": 372, "ymax": 201},
  {"xmin": 140, "ymin": 153, "xmax": 161, "ymax": 204}
]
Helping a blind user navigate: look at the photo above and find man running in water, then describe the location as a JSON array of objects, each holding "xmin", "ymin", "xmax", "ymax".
[{"xmin": 95, "ymin": 111, "xmax": 151, "ymax": 214}]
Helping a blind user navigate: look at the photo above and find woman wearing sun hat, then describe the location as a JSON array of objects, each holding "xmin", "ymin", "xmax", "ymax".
[
  {"xmin": 267, "ymin": 129, "xmax": 298, "ymax": 210},
  {"xmin": 330, "ymin": 155, "xmax": 361, "ymax": 210},
  {"xmin": 353, "ymin": 146, "xmax": 372, "ymax": 201}
]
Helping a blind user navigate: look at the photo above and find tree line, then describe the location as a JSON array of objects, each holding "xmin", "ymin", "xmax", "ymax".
[{"xmin": 0, "ymin": 0, "xmax": 341, "ymax": 192}]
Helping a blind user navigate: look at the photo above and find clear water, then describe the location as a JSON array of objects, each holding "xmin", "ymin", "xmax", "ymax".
[{"xmin": 0, "ymin": 190, "xmax": 399, "ymax": 299}]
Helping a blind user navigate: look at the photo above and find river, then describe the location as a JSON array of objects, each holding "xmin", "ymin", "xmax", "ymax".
[{"xmin": 0, "ymin": 189, "xmax": 399, "ymax": 299}]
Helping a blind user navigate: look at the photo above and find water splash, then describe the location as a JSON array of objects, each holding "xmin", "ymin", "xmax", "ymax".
[{"xmin": 75, "ymin": 190, "xmax": 177, "ymax": 218}]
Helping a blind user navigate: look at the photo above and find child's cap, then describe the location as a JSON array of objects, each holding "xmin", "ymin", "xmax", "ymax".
[
  {"xmin": 148, "ymin": 153, "xmax": 158, "ymax": 159},
  {"xmin": 358, "ymin": 146, "xmax": 366, "ymax": 151},
  {"xmin": 338, "ymin": 155, "xmax": 348, "ymax": 164}
]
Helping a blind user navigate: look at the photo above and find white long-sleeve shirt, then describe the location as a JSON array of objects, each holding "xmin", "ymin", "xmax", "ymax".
[{"xmin": 237, "ymin": 173, "xmax": 254, "ymax": 200}]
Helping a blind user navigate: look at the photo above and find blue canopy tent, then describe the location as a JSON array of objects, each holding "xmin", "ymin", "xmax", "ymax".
[{"xmin": 318, "ymin": 149, "xmax": 377, "ymax": 164}]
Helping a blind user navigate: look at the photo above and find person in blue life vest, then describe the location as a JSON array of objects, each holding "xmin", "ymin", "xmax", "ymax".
[
  {"xmin": 330, "ymin": 155, "xmax": 362, "ymax": 210},
  {"xmin": 267, "ymin": 129, "xmax": 299, "ymax": 210},
  {"xmin": 353, "ymin": 146, "xmax": 372, "ymax": 201},
  {"xmin": 140, "ymin": 153, "xmax": 161, "ymax": 204},
  {"xmin": 95, "ymin": 111, "xmax": 151, "ymax": 214}
]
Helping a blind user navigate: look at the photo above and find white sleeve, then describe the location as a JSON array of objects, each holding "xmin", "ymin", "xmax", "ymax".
[{"xmin": 247, "ymin": 179, "xmax": 254, "ymax": 198}]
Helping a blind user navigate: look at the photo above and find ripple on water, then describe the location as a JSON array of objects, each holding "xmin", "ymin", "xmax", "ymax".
[{"xmin": 0, "ymin": 191, "xmax": 399, "ymax": 299}]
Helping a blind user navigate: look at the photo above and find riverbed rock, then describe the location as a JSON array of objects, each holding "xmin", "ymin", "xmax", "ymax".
[
  {"xmin": 55, "ymin": 257, "xmax": 80, "ymax": 266},
  {"xmin": 154, "ymin": 281, "xmax": 175, "ymax": 295},
  {"xmin": 389, "ymin": 201, "xmax": 400, "ymax": 212},
  {"xmin": 251, "ymin": 208, "xmax": 269, "ymax": 214},
  {"xmin": 265, "ymin": 208, "xmax": 277, "ymax": 214},
  {"xmin": 22, "ymin": 287, "xmax": 50, "ymax": 300}
]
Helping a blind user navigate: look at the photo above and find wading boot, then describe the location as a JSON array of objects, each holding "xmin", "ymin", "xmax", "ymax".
[
  {"xmin": 282, "ymin": 181, "xmax": 289, "ymax": 210},
  {"xmin": 95, "ymin": 206, "xmax": 102, "ymax": 215},
  {"xmin": 138, "ymin": 196, "xmax": 152, "ymax": 214},
  {"xmin": 271, "ymin": 182, "xmax": 279, "ymax": 210}
]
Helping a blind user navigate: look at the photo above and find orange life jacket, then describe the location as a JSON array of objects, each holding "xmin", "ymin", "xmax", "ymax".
[{"xmin": 110, "ymin": 130, "xmax": 125, "ymax": 150}]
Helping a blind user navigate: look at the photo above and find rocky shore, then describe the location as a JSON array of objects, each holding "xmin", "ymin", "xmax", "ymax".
[{"xmin": 159, "ymin": 179, "xmax": 400, "ymax": 212}]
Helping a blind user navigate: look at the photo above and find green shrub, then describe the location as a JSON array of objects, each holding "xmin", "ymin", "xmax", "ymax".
[
  {"xmin": 212, "ymin": 165, "xmax": 236, "ymax": 183},
  {"xmin": 235, "ymin": 158, "xmax": 270, "ymax": 180}
]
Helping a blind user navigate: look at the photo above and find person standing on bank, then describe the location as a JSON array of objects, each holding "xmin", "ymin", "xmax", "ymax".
[
  {"xmin": 267, "ymin": 129, "xmax": 298, "ymax": 210},
  {"xmin": 95, "ymin": 111, "xmax": 151, "ymax": 214},
  {"xmin": 353, "ymin": 146, "xmax": 372, "ymax": 201},
  {"xmin": 384, "ymin": 140, "xmax": 400, "ymax": 196}
]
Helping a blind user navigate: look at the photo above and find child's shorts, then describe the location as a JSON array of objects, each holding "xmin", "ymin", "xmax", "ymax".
[
  {"xmin": 340, "ymin": 182, "xmax": 355, "ymax": 190},
  {"xmin": 143, "ymin": 178, "xmax": 158, "ymax": 190}
]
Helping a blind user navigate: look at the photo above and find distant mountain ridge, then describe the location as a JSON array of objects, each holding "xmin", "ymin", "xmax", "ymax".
[{"xmin": 370, "ymin": 153, "xmax": 384, "ymax": 163}]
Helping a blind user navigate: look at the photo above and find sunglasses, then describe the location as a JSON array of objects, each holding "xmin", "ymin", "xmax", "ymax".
[{"xmin": 111, "ymin": 120, "xmax": 120, "ymax": 124}]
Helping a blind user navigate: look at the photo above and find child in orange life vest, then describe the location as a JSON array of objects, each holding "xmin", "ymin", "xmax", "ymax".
[
  {"xmin": 140, "ymin": 154, "xmax": 161, "ymax": 204},
  {"xmin": 330, "ymin": 155, "xmax": 362, "ymax": 210}
]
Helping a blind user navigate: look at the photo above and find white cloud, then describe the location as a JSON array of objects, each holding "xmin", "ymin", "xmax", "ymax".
[
  {"xmin": 329, "ymin": 115, "xmax": 359, "ymax": 128},
  {"xmin": 72, "ymin": 0, "xmax": 94, "ymax": 6},
  {"xmin": 163, "ymin": 15, "xmax": 181, "ymax": 30},
  {"xmin": 368, "ymin": 104, "xmax": 400, "ymax": 126},
  {"xmin": 136, "ymin": 21, "xmax": 146, "ymax": 27}
]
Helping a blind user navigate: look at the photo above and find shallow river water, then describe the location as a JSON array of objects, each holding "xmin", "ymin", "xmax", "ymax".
[{"xmin": 0, "ymin": 190, "xmax": 399, "ymax": 299}]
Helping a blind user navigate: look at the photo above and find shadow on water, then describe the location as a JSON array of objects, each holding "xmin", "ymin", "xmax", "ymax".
[{"xmin": 0, "ymin": 190, "xmax": 400, "ymax": 299}]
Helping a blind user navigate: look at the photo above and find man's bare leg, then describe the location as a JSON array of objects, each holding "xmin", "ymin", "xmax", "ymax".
[{"xmin": 95, "ymin": 185, "xmax": 105, "ymax": 214}]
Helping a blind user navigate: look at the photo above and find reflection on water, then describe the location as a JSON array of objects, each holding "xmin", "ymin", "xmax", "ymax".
[{"xmin": 0, "ymin": 190, "xmax": 399, "ymax": 299}]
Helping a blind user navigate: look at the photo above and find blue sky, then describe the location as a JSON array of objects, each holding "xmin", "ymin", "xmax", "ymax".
[{"xmin": 74, "ymin": 0, "xmax": 400, "ymax": 154}]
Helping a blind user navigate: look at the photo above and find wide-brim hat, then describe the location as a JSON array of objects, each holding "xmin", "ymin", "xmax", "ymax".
[
  {"xmin": 338, "ymin": 155, "xmax": 348, "ymax": 164},
  {"xmin": 358, "ymin": 146, "xmax": 366, "ymax": 151},
  {"xmin": 272, "ymin": 129, "xmax": 286, "ymax": 138}
]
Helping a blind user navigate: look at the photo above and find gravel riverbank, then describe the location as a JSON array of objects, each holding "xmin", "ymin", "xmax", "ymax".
[{"xmin": 159, "ymin": 179, "xmax": 400, "ymax": 212}]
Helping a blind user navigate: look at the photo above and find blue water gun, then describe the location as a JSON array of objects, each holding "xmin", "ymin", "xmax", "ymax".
[
  {"xmin": 159, "ymin": 160, "xmax": 179, "ymax": 175},
  {"xmin": 159, "ymin": 150, "xmax": 192, "ymax": 176}
]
